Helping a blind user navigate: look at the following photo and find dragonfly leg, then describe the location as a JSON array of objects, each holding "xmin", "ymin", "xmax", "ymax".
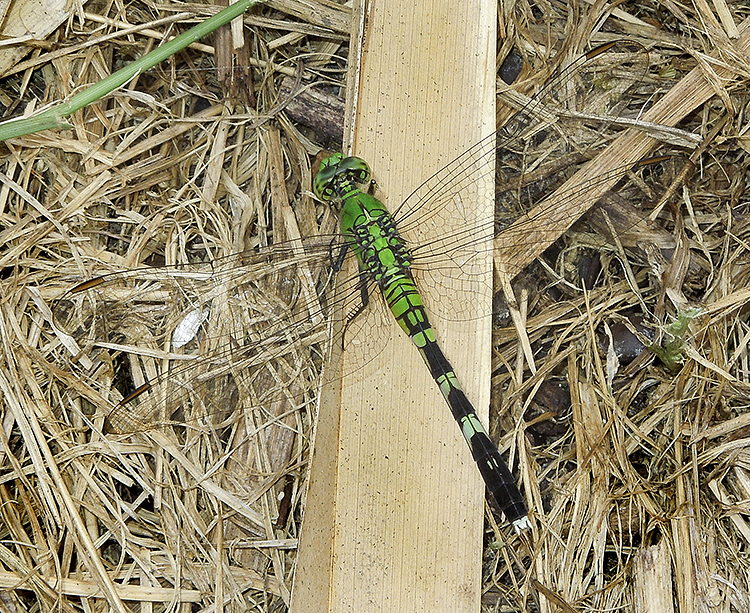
[
  {"xmin": 331, "ymin": 242, "xmax": 349, "ymax": 272},
  {"xmin": 341, "ymin": 266, "xmax": 371, "ymax": 348}
]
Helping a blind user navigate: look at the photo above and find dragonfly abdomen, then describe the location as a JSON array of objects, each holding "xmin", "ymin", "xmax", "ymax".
[
  {"xmin": 382, "ymin": 273, "xmax": 529, "ymax": 530},
  {"xmin": 356, "ymin": 219, "xmax": 531, "ymax": 528},
  {"xmin": 422, "ymin": 340, "xmax": 529, "ymax": 528}
]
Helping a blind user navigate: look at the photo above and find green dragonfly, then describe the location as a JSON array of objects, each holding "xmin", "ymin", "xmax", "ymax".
[
  {"xmin": 52, "ymin": 40, "xmax": 667, "ymax": 532},
  {"xmin": 314, "ymin": 152, "xmax": 531, "ymax": 528}
]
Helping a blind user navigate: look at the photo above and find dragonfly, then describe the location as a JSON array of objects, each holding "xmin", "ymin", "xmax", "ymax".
[
  {"xmin": 52, "ymin": 40, "xmax": 669, "ymax": 532},
  {"xmin": 314, "ymin": 152, "xmax": 531, "ymax": 529}
]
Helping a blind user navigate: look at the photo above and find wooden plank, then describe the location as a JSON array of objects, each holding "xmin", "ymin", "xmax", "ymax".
[{"xmin": 292, "ymin": 0, "xmax": 496, "ymax": 609}]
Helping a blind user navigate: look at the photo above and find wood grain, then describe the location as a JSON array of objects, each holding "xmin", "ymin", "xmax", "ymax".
[{"xmin": 293, "ymin": 0, "xmax": 497, "ymax": 610}]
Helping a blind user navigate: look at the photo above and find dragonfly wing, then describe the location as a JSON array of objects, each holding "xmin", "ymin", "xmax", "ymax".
[
  {"xmin": 391, "ymin": 41, "xmax": 650, "ymax": 236},
  {"xmin": 53, "ymin": 241, "xmax": 343, "ymax": 435},
  {"xmin": 382, "ymin": 41, "xmax": 665, "ymax": 321}
]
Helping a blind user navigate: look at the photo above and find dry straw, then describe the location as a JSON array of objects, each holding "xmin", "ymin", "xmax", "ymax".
[{"xmin": 0, "ymin": 0, "xmax": 748, "ymax": 611}]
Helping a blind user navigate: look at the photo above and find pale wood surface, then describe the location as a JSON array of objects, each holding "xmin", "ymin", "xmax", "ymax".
[{"xmin": 292, "ymin": 0, "xmax": 496, "ymax": 610}]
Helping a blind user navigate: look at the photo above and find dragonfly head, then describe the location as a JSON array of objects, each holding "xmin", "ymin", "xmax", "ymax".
[{"xmin": 313, "ymin": 153, "xmax": 372, "ymax": 202}]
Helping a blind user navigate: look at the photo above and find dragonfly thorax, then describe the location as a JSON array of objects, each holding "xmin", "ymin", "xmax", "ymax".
[{"xmin": 350, "ymin": 213, "xmax": 413, "ymax": 286}]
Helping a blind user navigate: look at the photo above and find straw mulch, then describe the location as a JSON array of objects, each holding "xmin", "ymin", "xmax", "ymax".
[{"xmin": 0, "ymin": 0, "xmax": 747, "ymax": 611}]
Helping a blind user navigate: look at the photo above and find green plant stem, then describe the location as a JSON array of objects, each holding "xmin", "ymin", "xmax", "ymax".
[{"xmin": 0, "ymin": 0, "xmax": 264, "ymax": 142}]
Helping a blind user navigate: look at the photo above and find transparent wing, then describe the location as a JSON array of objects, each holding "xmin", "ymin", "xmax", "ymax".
[
  {"xmin": 392, "ymin": 40, "xmax": 651, "ymax": 233},
  {"xmin": 53, "ymin": 239, "xmax": 346, "ymax": 434},
  {"xmin": 53, "ymin": 40, "xmax": 674, "ymax": 436},
  {"xmin": 393, "ymin": 40, "xmax": 671, "ymax": 318}
]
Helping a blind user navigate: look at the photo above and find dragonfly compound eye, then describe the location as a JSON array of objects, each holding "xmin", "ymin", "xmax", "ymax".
[
  {"xmin": 339, "ymin": 156, "xmax": 371, "ymax": 184},
  {"xmin": 313, "ymin": 154, "xmax": 343, "ymax": 201},
  {"xmin": 313, "ymin": 153, "xmax": 372, "ymax": 201}
]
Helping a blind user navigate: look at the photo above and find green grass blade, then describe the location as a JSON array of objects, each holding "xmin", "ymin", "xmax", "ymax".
[{"xmin": 0, "ymin": 0, "xmax": 265, "ymax": 142}]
